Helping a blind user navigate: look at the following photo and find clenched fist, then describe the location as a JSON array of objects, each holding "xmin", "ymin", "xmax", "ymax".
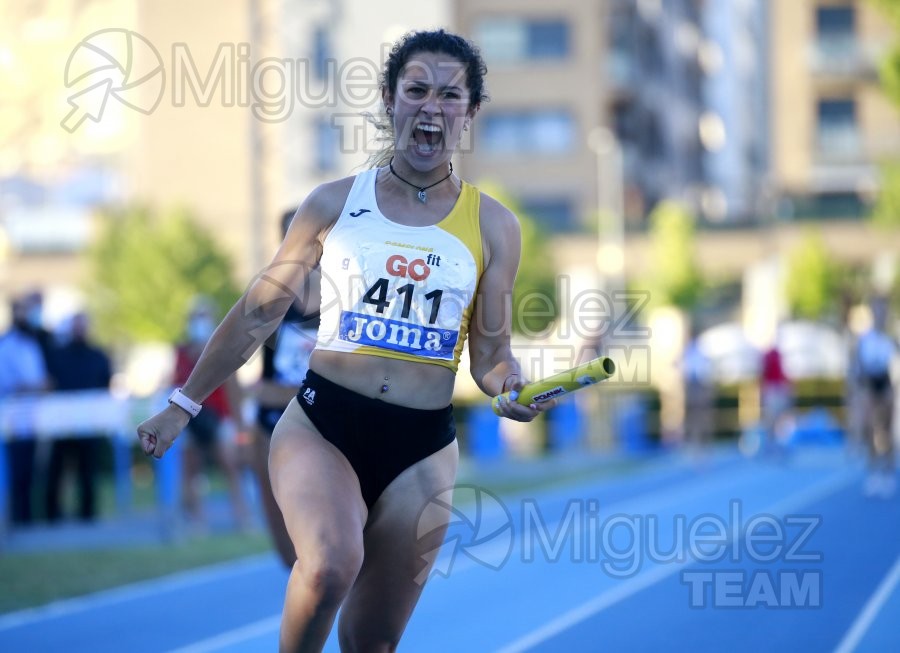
[{"xmin": 137, "ymin": 404, "xmax": 192, "ymax": 458}]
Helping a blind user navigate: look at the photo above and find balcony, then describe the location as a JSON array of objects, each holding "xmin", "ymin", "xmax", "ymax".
[
  {"xmin": 815, "ymin": 125, "xmax": 863, "ymax": 165},
  {"xmin": 808, "ymin": 37, "xmax": 880, "ymax": 81}
]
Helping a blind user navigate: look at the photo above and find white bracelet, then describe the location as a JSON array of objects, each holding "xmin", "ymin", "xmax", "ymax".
[{"xmin": 168, "ymin": 388, "xmax": 202, "ymax": 418}]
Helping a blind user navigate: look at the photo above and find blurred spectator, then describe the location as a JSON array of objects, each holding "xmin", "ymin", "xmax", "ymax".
[
  {"xmin": 174, "ymin": 296, "xmax": 250, "ymax": 530},
  {"xmin": 855, "ymin": 297, "xmax": 897, "ymax": 498},
  {"xmin": 43, "ymin": 312, "xmax": 112, "ymax": 522},
  {"xmin": 16, "ymin": 291, "xmax": 55, "ymax": 361},
  {"xmin": 680, "ymin": 323, "xmax": 715, "ymax": 450},
  {"xmin": 0, "ymin": 294, "xmax": 49, "ymax": 524},
  {"xmin": 760, "ymin": 329, "xmax": 793, "ymax": 454},
  {"xmin": 250, "ymin": 207, "xmax": 320, "ymax": 567}
]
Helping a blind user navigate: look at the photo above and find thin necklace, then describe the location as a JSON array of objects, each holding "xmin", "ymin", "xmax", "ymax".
[{"xmin": 388, "ymin": 157, "xmax": 453, "ymax": 203}]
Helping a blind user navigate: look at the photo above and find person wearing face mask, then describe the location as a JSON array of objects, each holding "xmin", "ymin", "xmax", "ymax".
[
  {"xmin": 43, "ymin": 312, "xmax": 112, "ymax": 522},
  {"xmin": 173, "ymin": 297, "xmax": 250, "ymax": 530}
]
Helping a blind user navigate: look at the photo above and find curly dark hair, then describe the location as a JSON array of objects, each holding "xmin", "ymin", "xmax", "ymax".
[{"xmin": 381, "ymin": 29, "xmax": 489, "ymax": 109}]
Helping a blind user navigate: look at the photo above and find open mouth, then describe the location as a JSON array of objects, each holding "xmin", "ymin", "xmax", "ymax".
[{"xmin": 412, "ymin": 123, "xmax": 443, "ymax": 154}]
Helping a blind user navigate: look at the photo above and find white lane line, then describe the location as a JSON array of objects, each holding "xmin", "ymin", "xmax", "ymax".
[
  {"xmin": 833, "ymin": 552, "xmax": 900, "ymax": 653},
  {"xmin": 495, "ymin": 467, "xmax": 857, "ymax": 653},
  {"xmin": 165, "ymin": 614, "xmax": 282, "ymax": 653},
  {"xmin": 0, "ymin": 554, "xmax": 277, "ymax": 631}
]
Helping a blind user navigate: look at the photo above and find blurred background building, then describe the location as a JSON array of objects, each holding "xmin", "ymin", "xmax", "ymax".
[{"xmin": 1, "ymin": 0, "xmax": 898, "ymax": 334}]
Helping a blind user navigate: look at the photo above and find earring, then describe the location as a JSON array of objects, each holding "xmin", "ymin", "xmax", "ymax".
[{"xmin": 385, "ymin": 107, "xmax": 393, "ymax": 117}]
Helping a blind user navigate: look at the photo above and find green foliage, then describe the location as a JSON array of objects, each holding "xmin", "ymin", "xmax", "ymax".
[
  {"xmin": 871, "ymin": 161, "xmax": 900, "ymax": 229},
  {"xmin": 645, "ymin": 201, "xmax": 704, "ymax": 311},
  {"xmin": 85, "ymin": 205, "xmax": 242, "ymax": 346},
  {"xmin": 868, "ymin": 0, "xmax": 900, "ymax": 27},
  {"xmin": 880, "ymin": 45, "xmax": 900, "ymax": 108},
  {"xmin": 784, "ymin": 229, "xmax": 839, "ymax": 320},
  {"xmin": 868, "ymin": 0, "xmax": 900, "ymax": 231},
  {"xmin": 477, "ymin": 184, "xmax": 559, "ymax": 335}
]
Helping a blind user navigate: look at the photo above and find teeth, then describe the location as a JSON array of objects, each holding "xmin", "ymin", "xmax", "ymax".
[{"xmin": 417, "ymin": 124, "xmax": 442, "ymax": 133}]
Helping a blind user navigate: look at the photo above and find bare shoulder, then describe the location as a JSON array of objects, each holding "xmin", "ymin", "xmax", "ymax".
[
  {"xmin": 478, "ymin": 191, "xmax": 522, "ymax": 264},
  {"xmin": 289, "ymin": 175, "xmax": 357, "ymax": 234},
  {"xmin": 479, "ymin": 191, "xmax": 519, "ymax": 229}
]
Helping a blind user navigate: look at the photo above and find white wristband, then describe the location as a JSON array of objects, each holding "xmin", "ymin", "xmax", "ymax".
[{"xmin": 168, "ymin": 388, "xmax": 202, "ymax": 418}]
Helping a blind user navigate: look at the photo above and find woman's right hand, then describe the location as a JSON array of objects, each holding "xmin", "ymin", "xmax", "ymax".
[{"xmin": 137, "ymin": 405, "xmax": 192, "ymax": 458}]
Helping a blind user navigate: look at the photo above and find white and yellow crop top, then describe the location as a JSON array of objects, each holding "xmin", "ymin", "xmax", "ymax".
[{"xmin": 314, "ymin": 167, "xmax": 484, "ymax": 373}]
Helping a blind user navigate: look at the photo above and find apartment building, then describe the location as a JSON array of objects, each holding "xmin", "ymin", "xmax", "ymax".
[
  {"xmin": 3, "ymin": 0, "xmax": 897, "ymax": 307},
  {"xmin": 456, "ymin": 0, "xmax": 897, "ymax": 230},
  {"xmin": 453, "ymin": 0, "xmax": 770, "ymax": 228},
  {"xmin": 769, "ymin": 0, "xmax": 900, "ymax": 218}
]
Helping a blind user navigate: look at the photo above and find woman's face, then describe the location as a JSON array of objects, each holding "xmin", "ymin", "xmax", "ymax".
[{"xmin": 385, "ymin": 51, "xmax": 476, "ymax": 171}]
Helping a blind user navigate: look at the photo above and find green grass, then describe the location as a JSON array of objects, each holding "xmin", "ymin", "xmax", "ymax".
[{"xmin": 0, "ymin": 531, "xmax": 271, "ymax": 614}]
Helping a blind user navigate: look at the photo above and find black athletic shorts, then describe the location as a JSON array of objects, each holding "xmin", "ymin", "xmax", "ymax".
[{"xmin": 296, "ymin": 369, "xmax": 456, "ymax": 510}]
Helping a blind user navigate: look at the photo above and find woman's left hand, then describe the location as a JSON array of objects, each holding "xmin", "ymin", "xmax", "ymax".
[{"xmin": 492, "ymin": 376, "xmax": 559, "ymax": 422}]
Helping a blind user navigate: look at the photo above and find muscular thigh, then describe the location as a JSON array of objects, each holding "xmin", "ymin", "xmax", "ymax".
[
  {"xmin": 269, "ymin": 399, "xmax": 368, "ymax": 559},
  {"xmin": 339, "ymin": 440, "xmax": 459, "ymax": 644}
]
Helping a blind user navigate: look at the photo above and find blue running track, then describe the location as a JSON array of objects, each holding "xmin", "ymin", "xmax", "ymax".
[{"xmin": 1, "ymin": 447, "xmax": 897, "ymax": 652}]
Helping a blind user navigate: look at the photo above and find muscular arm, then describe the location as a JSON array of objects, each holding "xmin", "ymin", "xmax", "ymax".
[
  {"xmin": 467, "ymin": 194, "xmax": 522, "ymax": 397},
  {"xmin": 139, "ymin": 178, "xmax": 351, "ymax": 456},
  {"xmin": 179, "ymin": 181, "xmax": 346, "ymax": 405},
  {"xmin": 467, "ymin": 194, "xmax": 549, "ymax": 421}
]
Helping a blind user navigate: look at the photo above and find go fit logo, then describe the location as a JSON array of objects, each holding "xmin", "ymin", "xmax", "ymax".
[{"xmin": 385, "ymin": 253, "xmax": 441, "ymax": 281}]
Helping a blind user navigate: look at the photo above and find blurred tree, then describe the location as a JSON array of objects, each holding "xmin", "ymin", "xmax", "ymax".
[
  {"xmin": 645, "ymin": 201, "xmax": 704, "ymax": 312},
  {"xmin": 478, "ymin": 184, "xmax": 559, "ymax": 335},
  {"xmin": 868, "ymin": 0, "xmax": 900, "ymax": 229},
  {"xmin": 867, "ymin": 0, "xmax": 900, "ymax": 308},
  {"xmin": 869, "ymin": 0, "xmax": 900, "ymax": 106},
  {"xmin": 784, "ymin": 228, "xmax": 840, "ymax": 320},
  {"xmin": 871, "ymin": 161, "xmax": 900, "ymax": 229},
  {"xmin": 85, "ymin": 205, "xmax": 242, "ymax": 346}
]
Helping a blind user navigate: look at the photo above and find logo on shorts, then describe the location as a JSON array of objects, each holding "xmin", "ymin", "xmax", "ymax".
[{"xmin": 302, "ymin": 387, "xmax": 316, "ymax": 405}]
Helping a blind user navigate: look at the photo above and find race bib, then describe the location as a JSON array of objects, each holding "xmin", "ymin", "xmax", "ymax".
[{"xmin": 336, "ymin": 247, "xmax": 473, "ymax": 360}]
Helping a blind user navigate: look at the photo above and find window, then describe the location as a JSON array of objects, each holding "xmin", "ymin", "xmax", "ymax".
[
  {"xmin": 479, "ymin": 110, "xmax": 575, "ymax": 155},
  {"xmin": 816, "ymin": 98, "xmax": 859, "ymax": 158},
  {"xmin": 816, "ymin": 5, "xmax": 854, "ymax": 38},
  {"xmin": 815, "ymin": 5, "xmax": 856, "ymax": 65},
  {"xmin": 474, "ymin": 18, "xmax": 570, "ymax": 64}
]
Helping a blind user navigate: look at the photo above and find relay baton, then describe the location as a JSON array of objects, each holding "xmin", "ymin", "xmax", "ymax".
[{"xmin": 492, "ymin": 356, "xmax": 616, "ymax": 415}]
